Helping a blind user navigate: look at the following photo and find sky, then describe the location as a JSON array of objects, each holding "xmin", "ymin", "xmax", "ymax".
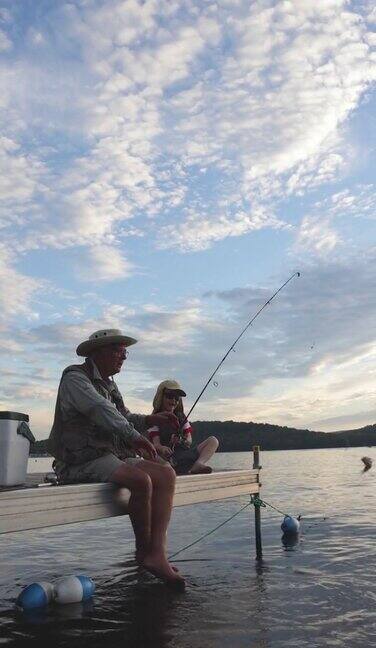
[{"xmin": 0, "ymin": 0, "xmax": 375, "ymax": 440}]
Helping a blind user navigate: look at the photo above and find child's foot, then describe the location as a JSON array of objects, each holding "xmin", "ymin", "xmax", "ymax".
[{"xmin": 190, "ymin": 463, "xmax": 212, "ymax": 474}]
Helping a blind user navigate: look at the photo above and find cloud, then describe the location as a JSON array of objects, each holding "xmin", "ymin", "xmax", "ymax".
[
  {"xmin": 133, "ymin": 301, "xmax": 213, "ymax": 355},
  {"xmin": 0, "ymin": 382, "xmax": 56, "ymax": 402},
  {"xmin": 0, "ymin": 28, "xmax": 11, "ymax": 51},
  {"xmin": 307, "ymin": 408, "xmax": 376, "ymax": 430},
  {"xmin": 9, "ymin": 4, "xmax": 218, "ymax": 261},
  {"xmin": 158, "ymin": 206, "xmax": 289, "ymax": 251},
  {"xmin": 76, "ymin": 245, "xmax": 134, "ymax": 281},
  {"xmin": 294, "ymin": 215, "xmax": 341, "ymax": 255},
  {"xmin": 1, "ymin": 0, "xmax": 374, "ymax": 262},
  {"xmin": 291, "ymin": 183, "xmax": 376, "ymax": 257},
  {"xmin": 0, "ymin": 245, "xmax": 42, "ymax": 327},
  {"xmin": 0, "ymin": 8, "xmax": 12, "ymax": 23},
  {"xmin": 0, "ymin": 136, "xmax": 47, "ymax": 230},
  {"xmin": 24, "ymin": 299, "xmax": 213, "ymax": 360},
  {"xmin": 286, "ymin": 151, "xmax": 346, "ymax": 196},
  {"xmin": 328, "ymin": 185, "xmax": 376, "ymax": 220}
]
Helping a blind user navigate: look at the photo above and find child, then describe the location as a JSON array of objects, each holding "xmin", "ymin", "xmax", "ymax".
[{"xmin": 148, "ymin": 380, "xmax": 219, "ymax": 475}]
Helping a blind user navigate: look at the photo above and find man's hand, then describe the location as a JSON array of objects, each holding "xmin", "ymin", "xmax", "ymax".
[
  {"xmin": 131, "ymin": 435, "xmax": 157, "ymax": 460},
  {"xmin": 157, "ymin": 445, "xmax": 173, "ymax": 459},
  {"xmin": 146, "ymin": 412, "xmax": 180, "ymax": 430}
]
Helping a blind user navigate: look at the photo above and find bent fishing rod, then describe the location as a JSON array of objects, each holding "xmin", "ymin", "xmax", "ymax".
[{"xmin": 177, "ymin": 271, "xmax": 301, "ymax": 435}]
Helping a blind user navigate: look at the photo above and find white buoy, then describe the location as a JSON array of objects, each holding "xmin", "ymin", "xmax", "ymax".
[
  {"xmin": 16, "ymin": 581, "xmax": 55, "ymax": 610},
  {"xmin": 54, "ymin": 575, "xmax": 95, "ymax": 604},
  {"xmin": 281, "ymin": 515, "xmax": 300, "ymax": 534}
]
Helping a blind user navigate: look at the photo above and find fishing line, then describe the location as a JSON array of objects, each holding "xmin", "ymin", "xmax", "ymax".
[{"xmin": 179, "ymin": 271, "xmax": 300, "ymax": 433}]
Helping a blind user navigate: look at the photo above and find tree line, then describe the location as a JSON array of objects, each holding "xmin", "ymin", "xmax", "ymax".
[{"xmin": 30, "ymin": 420, "xmax": 376, "ymax": 455}]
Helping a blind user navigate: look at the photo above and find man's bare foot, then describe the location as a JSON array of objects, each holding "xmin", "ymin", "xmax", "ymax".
[
  {"xmin": 190, "ymin": 463, "xmax": 212, "ymax": 474},
  {"xmin": 139, "ymin": 552, "xmax": 185, "ymax": 586},
  {"xmin": 136, "ymin": 550, "xmax": 179, "ymax": 573}
]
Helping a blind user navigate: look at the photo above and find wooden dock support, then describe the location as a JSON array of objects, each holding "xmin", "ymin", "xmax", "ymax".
[{"xmin": 252, "ymin": 445, "xmax": 263, "ymax": 561}]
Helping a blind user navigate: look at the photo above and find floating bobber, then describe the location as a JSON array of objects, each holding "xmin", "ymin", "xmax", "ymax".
[
  {"xmin": 281, "ymin": 515, "xmax": 300, "ymax": 534},
  {"xmin": 54, "ymin": 575, "xmax": 95, "ymax": 605},
  {"xmin": 16, "ymin": 581, "xmax": 55, "ymax": 610}
]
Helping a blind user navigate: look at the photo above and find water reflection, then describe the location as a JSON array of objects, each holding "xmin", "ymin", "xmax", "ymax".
[
  {"xmin": 16, "ymin": 606, "xmax": 49, "ymax": 626},
  {"xmin": 281, "ymin": 532, "xmax": 301, "ymax": 551},
  {"xmin": 17, "ymin": 599, "xmax": 94, "ymax": 626}
]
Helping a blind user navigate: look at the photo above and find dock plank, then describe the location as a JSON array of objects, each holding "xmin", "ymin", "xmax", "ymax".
[{"xmin": 0, "ymin": 469, "xmax": 260, "ymax": 534}]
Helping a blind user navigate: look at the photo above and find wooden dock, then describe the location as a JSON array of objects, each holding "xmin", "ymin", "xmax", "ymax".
[{"xmin": 0, "ymin": 467, "xmax": 261, "ymax": 535}]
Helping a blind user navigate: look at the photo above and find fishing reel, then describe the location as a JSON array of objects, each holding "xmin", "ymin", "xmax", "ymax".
[{"xmin": 174, "ymin": 437, "xmax": 191, "ymax": 450}]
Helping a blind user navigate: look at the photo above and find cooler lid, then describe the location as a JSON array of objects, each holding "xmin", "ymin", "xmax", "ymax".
[{"xmin": 0, "ymin": 412, "xmax": 29, "ymax": 421}]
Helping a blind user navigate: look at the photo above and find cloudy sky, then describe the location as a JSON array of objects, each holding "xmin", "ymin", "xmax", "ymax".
[{"xmin": 0, "ymin": 0, "xmax": 375, "ymax": 439}]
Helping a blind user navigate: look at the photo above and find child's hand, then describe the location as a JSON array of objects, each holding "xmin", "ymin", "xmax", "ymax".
[
  {"xmin": 158, "ymin": 445, "xmax": 173, "ymax": 459},
  {"xmin": 171, "ymin": 433, "xmax": 180, "ymax": 447}
]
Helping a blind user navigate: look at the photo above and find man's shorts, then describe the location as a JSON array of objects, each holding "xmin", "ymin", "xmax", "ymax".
[{"xmin": 54, "ymin": 453, "xmax": 143, "ymax": 484}]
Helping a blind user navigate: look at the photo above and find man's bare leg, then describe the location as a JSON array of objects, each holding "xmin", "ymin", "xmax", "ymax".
[
  {"xmin": 110, "ymin": 461, "xmax": 184, "ymax": 584},
  {"xmin": 136, "ymin": 461, "xmax": 184, "ymax": 584},
  {"xmin": 110, "ymin": 463, "xmax": 152, "ymax": 557},
  {"xmin": 190, "ymin": 436, "xmax": 219, "ymax": 473}
]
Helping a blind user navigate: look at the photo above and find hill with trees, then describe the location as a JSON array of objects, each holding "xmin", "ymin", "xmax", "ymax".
[
  {"xmin": 191, "ymin": 421, "xmax": 376, "ymax": 451},
  {"xmin": 30, "ymin": 420, "xmax": 376, "ymax": 455}
]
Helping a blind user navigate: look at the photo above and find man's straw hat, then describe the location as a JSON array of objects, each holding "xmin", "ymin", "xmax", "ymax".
[{"xmin": 76, "ymin": 329, "xmax": 137, "ymax": 357}]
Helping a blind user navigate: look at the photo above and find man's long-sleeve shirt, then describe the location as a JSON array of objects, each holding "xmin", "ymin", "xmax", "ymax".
[{"xmin": 58, "ymin": 360, "xmax": 146, "ymax": 444}]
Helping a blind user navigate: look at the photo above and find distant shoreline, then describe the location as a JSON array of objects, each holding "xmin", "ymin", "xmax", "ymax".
[
  {"xmin": 30, "ymin": 419, "xmax": 376, "ymax": 455},
  {"xmin": 29, "ymin": 445, "xmax": 376, "ymax": 458}
]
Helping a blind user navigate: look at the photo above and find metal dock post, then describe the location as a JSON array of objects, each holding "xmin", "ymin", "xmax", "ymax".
[{"xmin": 252, "ymin": 445, "xmax": 263, "ymax": 561}]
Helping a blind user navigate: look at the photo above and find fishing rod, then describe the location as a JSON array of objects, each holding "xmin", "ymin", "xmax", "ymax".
[{"xmin": 177, "ymin": 271, "xmax": 300, "ymax": 434}]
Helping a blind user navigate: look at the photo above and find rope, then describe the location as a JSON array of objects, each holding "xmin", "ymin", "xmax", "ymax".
[
  {"xmin": 251, "ymin": 496, "xmax": 327, "ymax": 530},
  {"xmin": 167, "ymin": 494, "xmax": 328, "ymax": 563},
  {"xmin": 252, "ymin": 495, "xmax": 293, "ymax": 518},
  {"xmin": 168, "ymin": 501, "xmax": 252, "ymax": 560},
  {"xmin": 168, "ymin": 495, "xmax": 300, "ymax": 561}
]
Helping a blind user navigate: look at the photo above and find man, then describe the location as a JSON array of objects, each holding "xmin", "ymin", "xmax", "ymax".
[{"xmin": 48, "ymin": 328, "xmax": 185, "ymax": 586}]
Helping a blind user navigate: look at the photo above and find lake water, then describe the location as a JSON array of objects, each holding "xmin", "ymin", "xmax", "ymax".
[{"xmin": 1, "ymin": 448, "xmax": 375, "ymax": 647}]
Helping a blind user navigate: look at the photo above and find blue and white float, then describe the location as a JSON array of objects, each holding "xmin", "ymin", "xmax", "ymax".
[
  {"xmin": 281, "ymin": 515, "xmax": 300, "ymax": 534},
  {"xmin": 16, "ymin": 581, "xmax": 55, "ymax": 610},
  {"xmin": 54, "ymin": 575, "xmax": 95, "ymax": 604}
]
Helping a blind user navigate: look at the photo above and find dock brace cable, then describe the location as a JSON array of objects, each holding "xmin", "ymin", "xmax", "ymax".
[
  {"xmin": 250, "ymin": 495, "xmax": 293, "ymax": 518},
  {"xmin": 169, "ymin": 494, "xmax": 301, "ymax": 561},
  {"xmin": 168, "ymin": 500, "xmax": 252, "ymax": 560}
]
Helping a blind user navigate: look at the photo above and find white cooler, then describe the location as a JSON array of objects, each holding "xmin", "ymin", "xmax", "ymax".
[{"xmin": 0, "ymin": 412, "xmax": 35, "ymax": 486}]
